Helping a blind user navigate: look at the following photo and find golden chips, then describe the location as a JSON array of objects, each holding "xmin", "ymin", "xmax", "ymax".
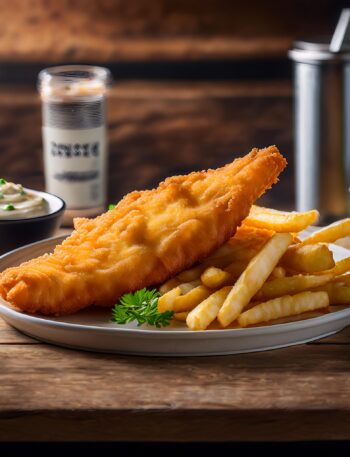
[
  {"xmin": 218, "ymin": 233, "xmax": 293, "ymax": 327},
  {"xmin": 237, "ymin": 291, "xmax": 329, "ymax": 327},
  {"xmin": 158, "ymin": 208, "xmax": 350, "ymax": 330},
  {"xmin": 243, "ymin": 205, "xmax": 319, "ymax": 232}
]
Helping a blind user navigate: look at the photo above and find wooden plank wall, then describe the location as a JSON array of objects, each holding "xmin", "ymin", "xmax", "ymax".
[
  {"xmin": 0, "ymin": 81, "xmax": 292, "ymax": 208},
  {"xmin": 0, "ymin": 0, "xmax": 345, "ymax": 209},
  {"xmin": 0, "ymin": 0, "xmax": 344, "ymax": 62}
]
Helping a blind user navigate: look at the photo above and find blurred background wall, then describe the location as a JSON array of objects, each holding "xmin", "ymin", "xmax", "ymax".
[{"xmin": 0, "ymin": 0, "xmax": 347, "ymax": 208}]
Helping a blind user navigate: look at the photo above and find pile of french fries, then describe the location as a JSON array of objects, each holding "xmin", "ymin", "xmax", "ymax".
[{"xmin": 157, "ymin": 205, "xmax": 350, "ymax": 330}]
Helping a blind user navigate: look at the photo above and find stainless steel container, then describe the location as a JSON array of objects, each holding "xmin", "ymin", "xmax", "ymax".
[{"xmin": 289, "ymin": 9, "xmax": 350, "ymax": 223}]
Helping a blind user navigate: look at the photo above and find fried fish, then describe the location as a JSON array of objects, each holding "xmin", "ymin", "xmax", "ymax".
[{"xmin": 0, "ymin": 146, "xmax": 286, "ymax": 315}]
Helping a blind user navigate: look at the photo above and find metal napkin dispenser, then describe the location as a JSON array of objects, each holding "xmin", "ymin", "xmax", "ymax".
[{"xmin": 289, "ymin": 9, "xmax": 350, "ymax": 223}]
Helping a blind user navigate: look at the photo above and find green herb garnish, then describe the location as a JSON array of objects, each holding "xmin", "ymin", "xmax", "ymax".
[
  {"xmin": 111, "ymin": 288, "xmax": 174, "ymax": 328},
  {"xmin": 0, "ymin": 178, "xmax": 6, "ymax": 185},
  {"xmin": 108, "ymin": 203, "xmax": 116, "ymax": 210},
  {"xmin": 4, "ymin": 203, "xmax": 15, "ymax": 211},
  {"xmin": 20, "ymin": 190, "xmax": 27, "ymax": 196},
  {"xmin": 0, "ymin": 192, "xmax": 3, "ymax": 199}
]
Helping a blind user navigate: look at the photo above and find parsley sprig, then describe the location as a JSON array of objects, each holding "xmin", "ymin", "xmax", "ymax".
[{"xmin": 111, "ymin": 288, "xmax": 174, "ymax": 328}]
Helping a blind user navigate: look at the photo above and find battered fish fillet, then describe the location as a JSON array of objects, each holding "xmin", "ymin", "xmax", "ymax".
[{"xmin": 0, "ymin": 146, "xmax": 286, "ymax": 315}]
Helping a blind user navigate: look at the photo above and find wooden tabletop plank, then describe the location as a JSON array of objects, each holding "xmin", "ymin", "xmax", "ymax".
[
  {"xmin": 0, "ymin": 319, "xmax": 38, "ymax": 344},
  {"xmin": 1, "ymin": 409, "xmax": 350, "ymax": 442},
  {"xmin": 1, "ymin": 343, "xmax": 350, "ymax": 411},
  {"xmin": 0, "ymin": 343, "xmax": 349, "ymax": 441}
]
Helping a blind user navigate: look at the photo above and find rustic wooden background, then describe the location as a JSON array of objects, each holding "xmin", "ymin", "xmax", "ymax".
[{"xmin": 0, "ymin": 0, "xmax": 346, "ymax": 210}]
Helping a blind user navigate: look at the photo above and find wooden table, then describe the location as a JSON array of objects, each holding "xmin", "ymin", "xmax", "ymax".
[
  {"xmin": 0, "ymin": 314, "xmax": 349, "ymax": 442},
  {"xmin": 1, "ymin": 231, "xmax": 350, "ymax": 442}
]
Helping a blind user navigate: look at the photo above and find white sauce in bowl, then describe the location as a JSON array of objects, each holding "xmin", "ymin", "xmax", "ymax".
[{"xmin": 0, "ymin": 180, "xmax": 48, "ymax": 219}]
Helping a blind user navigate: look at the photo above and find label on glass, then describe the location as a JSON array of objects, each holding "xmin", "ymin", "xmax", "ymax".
[{"xmin": 42, "ymin": 126, "xmax": 106, "ymax": 209}]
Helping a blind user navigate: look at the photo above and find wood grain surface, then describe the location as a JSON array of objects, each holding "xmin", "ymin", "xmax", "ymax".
[
  {"xmin": 0, "ymin": 81, "xmax": 294, "ymax": 210},
  {"xmin": 0, "ymin": 0, "xmax": 344, "ymax": 61},
  {"xmin": 0, "ymin": 317, "xmax": 349, "ymax": 441}
]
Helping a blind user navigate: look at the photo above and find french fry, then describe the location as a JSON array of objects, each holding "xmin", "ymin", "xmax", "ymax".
[
  {"xmin": 243, "ymin": 205, "xmax": 319, "ymax": 232},
  {"xmin": 224, "ymin": 259, "xmax": 250, "ymax": 278},
  {"xmin": 328, "ymin": 286, "xmax": 350, "ymax": 305},
  {"xmin": 258, "ymin": 310, "xmax": 326, "ymax": 325},
  {"xmin": 255, "ymin": 273, "xmax": 333, "ymax": 300},
  {"xmin": 157, "ymin": 286, "xmax": 181, "ymax": 312},
  {"xmin": 316, "ymin": 257, "xmax": 350, "ymax": 277},
  {"xmin": 200, "ymin": 267, "xmax": 232, "ymax": 288},
  {"xmin": 177, "ymin": 254, "xmax": 240, "ymax": 282},
  {"xmin": 238, "ymin": 291, "xmax": 329, "ymax": 327},
  {"xmin": 173, "ymin": 311, "xmax": 189, "ymax": 322},
  {"xmin": 159, "ymin": 277, "xmax": 181, "ymax": 295},
  {"xmin": 177, "ymin": 265, "xmax": 204, "ymax": 282},
  {"xmin": 178, "ymin": 226, "xmax": 274, "ymax": 283},
  {"xmin": 302, "ymin": 218, "xmax": 350, "ymax": 245},
  {"xmin": 180, "ymin": 226, "xmax": 274, "ymax": 285},
  {"xmin": 173, "ymin": 285, "xmax": 212, "ymax": 312},
  {"xmin": 210, "ymin": 226, "xmax": 275, "ymax": 266},
  {"xmin": 281, "ymin": 243, "xmax": 335, "ymax": 273},
  {"xmin": 268, "ymin": 266, "xmax": 286, "ymax": 280},
  {"xmin": 334, "ymin": 236, "xmax": 350, "ymax": 250},
  {"xmin": 332, "ymin": 273, "xmax": 350, "ymax": 285},
  {"xmin": 326, "ymin": 257, "xmax": 350, "ymax": 276},
  {"xmin": 206, "ymin": 240, "xmax": 269, "ymax": 270},
  {"xmin": 178, "ymin": 280, "xmax": 201, "ymax": 294},
  {"xmin": 187, "ymin": 286, "xmax": 232, "ymax": 330},
  {"xmin": 217, "ymin": 233, "xmax": 293, "ymax": 327},
  {"xmin": 159, "ymin": 206, "xmax": 350, "ymax": 331},
  {"xmin": 316, "ymin": 283, "xmax": 350, "ymax": 305},
  {"xmin": 205, "ymin": 243, "xmax": 235, "ymax": 260},
  {"xmin": 227, "ymin": 247, "xmax": 259, "ymax": 261},
  {"xmin": 202, "ymin": 253, "xmax": 243, "ymax": 269}
]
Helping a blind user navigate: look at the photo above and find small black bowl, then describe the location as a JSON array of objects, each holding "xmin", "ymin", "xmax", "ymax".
[{"xmin": 0, "ymin": 189, "xmax": 65, "ymax": 255}]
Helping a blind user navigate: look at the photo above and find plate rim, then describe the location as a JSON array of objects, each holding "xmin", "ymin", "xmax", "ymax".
[
  {"xmin": 0, "ymin": 233, "xmax": 350, "ymax": 339},
  {"xmin": 1, "ymin": 299, "xmax": 350, "ymax": 339}
]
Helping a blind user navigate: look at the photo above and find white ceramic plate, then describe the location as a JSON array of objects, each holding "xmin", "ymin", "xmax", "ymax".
[{"xmin": 0, "ymin": 235, "xmax": 350, "ymax": 356}]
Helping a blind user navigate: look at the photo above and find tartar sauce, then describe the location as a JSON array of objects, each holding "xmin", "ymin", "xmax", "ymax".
[{"xmin": 0, "ymin": 179, "xmax": 47, "ymax": 219}]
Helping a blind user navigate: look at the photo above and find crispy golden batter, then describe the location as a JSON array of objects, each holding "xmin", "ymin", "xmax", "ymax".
[{"xmin": 0, "ymin": 146, "xmax": 286, "ymax": 315}]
